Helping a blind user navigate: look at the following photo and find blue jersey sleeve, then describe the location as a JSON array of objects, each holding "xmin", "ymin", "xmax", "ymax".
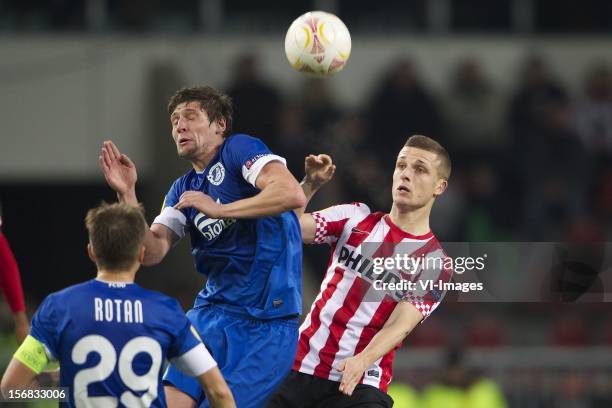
[
  {"xmin": 167, "ymin": 302, "xmax": 202, "ymax": 359},
  {"xmin": 29, "ymin": 295, "xmax": 60, "ymax": 359},
  {"xmin": 162, "ymin": 178, "xmax": 184, "ymax": 209},
  {"xmin": 226, "ymin": 134, "xmax": 286, "ymax": 187}
]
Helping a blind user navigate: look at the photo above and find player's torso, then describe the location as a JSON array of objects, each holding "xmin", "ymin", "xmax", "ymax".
[
  {"xmin": 54, "ymin": 282, "xmax": 176, "ymax": 407},
  {"xmin": 175, "ymin": 141, "xmax": 302, "ymax": 318}
]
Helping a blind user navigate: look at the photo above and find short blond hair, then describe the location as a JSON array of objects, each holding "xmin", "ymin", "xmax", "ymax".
[{"xmin": 405, "ymin": 135, "xmax": 451, "ymax": 179}]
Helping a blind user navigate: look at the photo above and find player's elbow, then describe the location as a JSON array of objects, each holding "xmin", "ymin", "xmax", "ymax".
[
  {"xmin": 283, "ymin": 182, "xmax": 307, "ymax": 210},
  {"xmin": 207, "ymin": 385, "xmax": 235, "ymax": 407}
]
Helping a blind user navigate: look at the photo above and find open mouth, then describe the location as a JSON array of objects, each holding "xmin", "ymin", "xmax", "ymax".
[
  {"xmin": 178, "ymin": 138, "xmax": 191, "ymax": 146},
  {"xmin": 397, "ymin": 186, "xmax": 410, "ymax": 193}
]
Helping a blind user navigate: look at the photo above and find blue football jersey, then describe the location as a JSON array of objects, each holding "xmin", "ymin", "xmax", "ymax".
[
  {"xmin": 29, "ymin": 279, "xmax": 202, "ymax": 407},
  {"xmin": 153, "ymin": 134, "xmax": 302, "ymax": 320}
]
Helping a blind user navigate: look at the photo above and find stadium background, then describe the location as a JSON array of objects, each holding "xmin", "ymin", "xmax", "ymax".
[{"xmin": 0, "ymin": 1, "xmax": 611, "ymax": 406}]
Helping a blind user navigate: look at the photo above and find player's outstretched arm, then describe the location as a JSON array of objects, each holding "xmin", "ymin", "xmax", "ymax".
[
  {"xmin": 196, "ymin": 367, "xmax": 236, "ymax": 408},
  {"xmin": 99, "ymin": 141, "xmax": 176, "ymax": 266},
  {"xmin": 297, "ymin": 154, "xmax": 336, "ymax": 244},
  {"xmin": 175, "ymin": 161, "xmax": 307, "ymax": 219},
  {"xmin": 337, "ymin": 302, "xmax": 423, "ymax": 396},
  {"xmin": 99, "ymin": 140, "xmax": 139, "ymax": 205},
  {"xmin": 141, "ymin": 224, "xmax": 176, "ymax": 266}
]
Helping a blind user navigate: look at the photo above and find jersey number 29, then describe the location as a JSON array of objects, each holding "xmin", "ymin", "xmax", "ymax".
[{"xmin": 72, "ymin": 334, "xmax": 162, "ymax": 407}]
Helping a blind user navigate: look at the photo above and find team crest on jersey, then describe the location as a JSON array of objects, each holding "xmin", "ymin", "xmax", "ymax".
[{"xmin": 207, "ymin": 162, "xmax": 225, "ymax": 186}]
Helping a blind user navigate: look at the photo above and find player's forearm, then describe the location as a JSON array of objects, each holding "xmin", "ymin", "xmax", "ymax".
[
  {"xmin": 355, "ymin": 305, "xmax": 422, "ymax": 368},
  {"xmin": 295, "ymin": 178, "xmax": 322, "ymax": 218},
  {"xmin": 116, "ymin": 190, "xmax": 139, "ymax": 207},
  {"xmin": 356, "ymin": 323, "xmax": 412, "ymax": 368},
  {"xmin": 141, "ymin": 228, "xmax": 171, "ymax": 266},
  {"xmin": 219, "ymin": 179, "xmax": 306, "ymax": 219}
]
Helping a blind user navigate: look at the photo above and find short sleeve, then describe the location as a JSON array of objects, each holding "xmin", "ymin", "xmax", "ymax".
[
  {"xmin": 167, "ymin": 304, "xmax": 203, "ymax": 360},
  {"xmin": 404, "ymin": 247, "xmax": 453, "ymax": 321},
  {"xmin": 310, "ymin": 202, "xmax": 371, "ymax": 245},
  {"xmin": 226, "ymin": 134, "xmax": 286, "ymax": 187},
  {"xmin": 167, "ymin": 301, "xmax": 217, "ymax": 376},
  {"xmin": 29, "ymin": 295, "xmax": 60, "ymax": 360},
  {"xmin": 152, "ymin": 179, "xmax": 188, "ymax": 238}
]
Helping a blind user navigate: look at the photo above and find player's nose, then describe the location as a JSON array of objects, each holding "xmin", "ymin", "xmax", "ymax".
[{"xmin": 176, "ymin": 118, "xmax": 188, "ymax": 132}]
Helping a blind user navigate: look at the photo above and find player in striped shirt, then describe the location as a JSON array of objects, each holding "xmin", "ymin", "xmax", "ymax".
[{"xmin": 267, "ymin": 135, "xmax": 453, "ymax": 408}]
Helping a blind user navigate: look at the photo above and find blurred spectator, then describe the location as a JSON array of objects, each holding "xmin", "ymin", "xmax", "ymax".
[
  {"xmin": 299, "ymin": 78, "xmax": 342, "ymax": 136},
  {"xmin": 387, "ymin": 383, "xmax": 421, "ymax": 408},
  {"xmin": 550, "ymin": 313, "xmax": 589, "ymax": 347},
  {"xmin": 508, "ymin": 55, "xmax": 569, "ymax": 138},
  {"xmin": 226, "ymin": 53, "xmax": 282, "ymax": 150},
  {"xmin": 467, "ymin": 314, "xmax": 505, "ymax": 347},
  {"xmin": 557, "ymin": 373, "xmax": 591, "ymax": 408},
  {"xmin": 442, "ymin": 57, "xmax": 507, "ymax": 160},
  {"xmin": 366, "ymin": 58, "xmax": 443, "ymax": 163},
  {"xmin": 521, "ymin": 99, "xmax": 589, "ymax": 240},
  {"xmin": 421, "ymin": 347, "xmax": 508, "ymax": 408},
  {"xmin": 459, "ymin": 162, "xmax": 511, "ymax": 241},
  {"xmin": 575, "ymin": 62, "xmax": 612, "ymax": 157}
]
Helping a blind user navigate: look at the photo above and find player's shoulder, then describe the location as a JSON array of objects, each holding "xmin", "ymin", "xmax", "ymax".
[
  {"xmin": 319, "ymin": 202, "xmax": 371, "ymax": 219},
  {"xmin": 225, "ymin": 133, "xmax": 262, "ymax": 146},
  {"xmin": 169, "ymin": 169, "xmax": 198, "ymax": 192},
  {"xmin": 40, "ymin": 280, "xmax": 97, "ymax": 309},
  {"xmin": 132, "ymin": 286, "xmax": 184, "ymax": 312}
]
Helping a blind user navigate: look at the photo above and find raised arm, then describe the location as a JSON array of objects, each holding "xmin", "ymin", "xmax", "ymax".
[
  {"xmin": 99, "ymin": 140, "xmax": 176, "ymax": 266},
  {"xmin": 296, "ymin": 154, "xmax": 336, "ymax": 244},
  {"xmin": 174, "ymin": 161, "xmax": 307, "ymax": 219},
  {"xmin": 337, "ymin": 302, "xmax": 423, "ymax": 396}
]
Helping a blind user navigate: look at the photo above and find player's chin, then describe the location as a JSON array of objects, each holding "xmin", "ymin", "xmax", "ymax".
[{"xmin": 176, "ymin": 147, "xmax": 194, "ymax": 158}]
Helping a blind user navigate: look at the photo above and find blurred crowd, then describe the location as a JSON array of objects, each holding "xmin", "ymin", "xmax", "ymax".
[{"xmin": 222, "ymin": 53, "xmax": 612, "ymax": 244}]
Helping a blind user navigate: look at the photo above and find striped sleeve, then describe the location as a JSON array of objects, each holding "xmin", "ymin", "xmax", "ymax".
[
  {"xmin": 310, "ymin": 202, "xmax": 371, "ymax": 245},
  {"xmin": 404, "ymin": 246, "xmax": 453, "ymax": 321}
]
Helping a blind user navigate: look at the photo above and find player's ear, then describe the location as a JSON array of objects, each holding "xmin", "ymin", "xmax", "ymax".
[
  {"xmin": 434, "ymin": 178, "xmax": 448, "ymax": 196},
  {"xmin": 137, "ymin": 246, "xmax": 146, "ymax": 264},
  {"xmin": 216, "ymin": 117, "xmax": 226, "ymax": 135},
  {"xmin": 87, "ymin": 243, "xmax": 96, "ymax": 262}
]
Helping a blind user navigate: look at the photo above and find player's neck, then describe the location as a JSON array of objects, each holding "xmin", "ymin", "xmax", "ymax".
[
  {"xmin": 96, "ymin": 269, "xmax": 136, "ymax": 283},
  {"xmin": 191, "ymin": 139, "xmax": 224, "ymax": 172},
  {"xmin": 389, "ymin": 204, "xmax": 431, "ymax": 235}
]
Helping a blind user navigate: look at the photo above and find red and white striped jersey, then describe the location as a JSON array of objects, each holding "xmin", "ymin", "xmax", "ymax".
[{"xmin": 293, "ymin": 202, "xmax": 452, "ymax": 391}]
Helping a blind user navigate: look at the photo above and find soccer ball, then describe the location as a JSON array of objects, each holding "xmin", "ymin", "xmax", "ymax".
[{"xmin": 284, "ymin": 11, "xmax": 351, "ymax": 77}]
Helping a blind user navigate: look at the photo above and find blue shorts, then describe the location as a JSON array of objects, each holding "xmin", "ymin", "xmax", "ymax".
[{"xmin": 164, "ymin": 305, "xmax": 298, "ymax": 408}]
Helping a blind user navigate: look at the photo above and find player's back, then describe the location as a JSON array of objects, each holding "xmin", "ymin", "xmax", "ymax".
[{"xmin": 30, "ymin": 279, "xmax": 194, "ymax": 407}]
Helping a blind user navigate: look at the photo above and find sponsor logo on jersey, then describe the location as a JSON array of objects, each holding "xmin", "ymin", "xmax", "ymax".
[
  {"xmin": 245, "ymin": 153, "xmax": 270, "ymax": 170},
  {"xmin": 194, "ymin": 198, "xmax": 236, "ymax": 241},
  {"xmin": 207, "ymin": 162, "xmax": 225, "ymax": 186}
]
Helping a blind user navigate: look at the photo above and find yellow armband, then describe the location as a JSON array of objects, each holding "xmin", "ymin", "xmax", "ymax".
[{"xmin": 13, "ymin": 335, "xmax": 50, "ymax": 374}]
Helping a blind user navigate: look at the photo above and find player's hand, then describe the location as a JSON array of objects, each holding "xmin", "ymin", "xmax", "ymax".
[
  {"xmin": 13, "ymin": 311, "xmax": 29, "ymax": 344},
  {"xmin": 304, "ymin": 154, "xmax": 335, "ymax": 188},
  {"xmin": 99, "ymin": 141, "xmax": 138, "ymax": 196},
  {"xmin": 175, "ymin": 191, "xmax": 223, "ymax": 219},
  {"xmin": 337, "ymin": 355, "xmax": 368, "ymax": 396}
]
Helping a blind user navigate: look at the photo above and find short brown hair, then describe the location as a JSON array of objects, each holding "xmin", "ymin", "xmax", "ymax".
[
  {"xmin": 85, "ymin": 202, "xmax": 146, "ymax": 271},
  {"xmin": 405, "ymin": 135, "xmax": 452, "ymax": 179},
  {"xmin": 167, "ymin": 86, "xmax": 233, "ymax": 137}
]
